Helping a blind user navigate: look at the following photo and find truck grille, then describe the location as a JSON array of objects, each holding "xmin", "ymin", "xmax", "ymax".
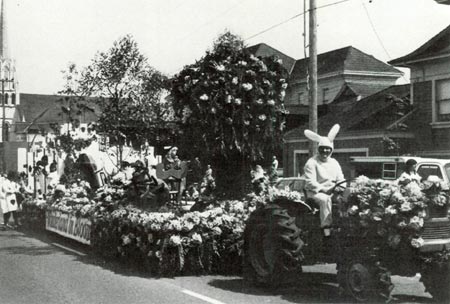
[
  {"xmin": 422, "ymin": 223, "xmax": 450, "ymax": 240},
  {"xmin": 428, "ymin": 207, "xmax": 448, "ymax": 218}
]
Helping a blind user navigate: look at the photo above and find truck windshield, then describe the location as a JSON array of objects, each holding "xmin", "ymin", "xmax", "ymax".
[{"xmin": 445, "ymin": 163, "xmax": 450, "ymax": 182}]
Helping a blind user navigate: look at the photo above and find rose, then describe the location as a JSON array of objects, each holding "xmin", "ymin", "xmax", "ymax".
[
  {"xmin": 411, "ymin": 237, "xmax": 424, "ymax": 248},
  {"xmin": 400, "ymin": 201, "xmax": 412, "ymax": 212},
  {"xmin": 191, "ymin": 233, "xmax": 202, "ymax": 244},
  {"xmin": 385, "ymin": 205, "xmax": 397, "ymax": 215},
  {"xmin": 169, "ymin": 235, "xmax": 182, "ymax": 246},
  {"xmin": 242, "ymin": 83, "xmax": 253, "ymax": 91},
  {"xmin": 348, "ymin": 205, "xmax": 359, "ymax": 215}
]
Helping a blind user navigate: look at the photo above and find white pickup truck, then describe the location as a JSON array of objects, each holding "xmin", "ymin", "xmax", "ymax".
[{"xmin": 350, "ymin": 156, "xmax": 450, "ymax": 184}]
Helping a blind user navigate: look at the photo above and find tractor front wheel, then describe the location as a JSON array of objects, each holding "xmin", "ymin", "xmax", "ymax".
[{"xmin": 338, "ymin": 260, "xmax": 393, "ymax": 303}]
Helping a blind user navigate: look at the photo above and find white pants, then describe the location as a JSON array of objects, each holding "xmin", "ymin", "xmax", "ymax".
[{"xmin": 307, "ymin": 191, "xmax": 332, "ymax": 228}]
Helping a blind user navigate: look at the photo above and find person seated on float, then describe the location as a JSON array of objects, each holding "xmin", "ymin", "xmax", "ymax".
[
  {"xmin": 250, "ymin": 164, "xmax": 267, "ymax": 195},
  {"xmin": 398, "ymin": 159, "xmax": 421, "ymax": 186},
  {"xmin": 163, "ymin": 147, "xmax": 179, "ymax": 170},
  {"xmin": 131, "ymin": 160, "xmax": 169, "ymax": 210},
  {"xmin": 303, "ymin": 124, "xmax": 344, "ymax": 237}
]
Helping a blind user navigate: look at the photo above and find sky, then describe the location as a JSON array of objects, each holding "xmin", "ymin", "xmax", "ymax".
[{"xmin": 4, "ymin": 0, "xmax": 450, "ymax": 94}]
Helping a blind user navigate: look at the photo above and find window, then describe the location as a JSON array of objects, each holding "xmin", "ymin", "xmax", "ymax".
[
  {"xmin": 322, "ymin": 88, "xmax": 330, "ymax": 104},
  {"xmin": 11, "ymin": 93, "xmax": 15, "ymax": 105},
  {"xmin": 436, "ymin": 78, "xmax": 450, "ymax": 121},
  {"xmin": 382, "ymin": 163, "xmax": 397, "ymax": 179},
  {"xmin": 417, "ymin": 164, "xmax": 443, "ymax": 181},
  {"xmin": 298, "ymin": 92, "xmax": 305, "ymax": 104}
]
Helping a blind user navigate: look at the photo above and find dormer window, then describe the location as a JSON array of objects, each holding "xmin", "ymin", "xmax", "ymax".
[
  {"xmin": 436, "ymin": 78, "xmax": 450, "ymax": 121},
  {"xmin": 322, "ymin": 88, "xmax": 330, "ymax": 104}
]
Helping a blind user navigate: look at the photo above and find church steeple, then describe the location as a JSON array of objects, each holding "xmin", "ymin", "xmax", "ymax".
[{"xmin": 0, "ymin": 0, "xmax": 9, "ymax": 59}]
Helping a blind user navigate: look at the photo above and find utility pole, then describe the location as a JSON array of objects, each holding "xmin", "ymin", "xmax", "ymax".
[{"xmin": 308, "ymin": 0, "xmax": 318, "ymax": 156}]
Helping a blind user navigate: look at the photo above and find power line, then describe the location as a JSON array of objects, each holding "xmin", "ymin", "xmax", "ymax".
[
  {"xmin": 360, "ymin": 0, "xmax": 391, "ymax": 58},
  {"xmin": 360, "ymin": 0, "xmax": 409, "ymax": 83},
  {"xmin": 244, "ymin": 0, "xmax": 353, "ymax": 41}
]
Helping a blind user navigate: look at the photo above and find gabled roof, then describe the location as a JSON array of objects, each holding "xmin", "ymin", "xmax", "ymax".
[
  {"xmin": 333, "ymin": 82, "xmax": 392, "ymax": 103},
  {"xmin": 389, "ymin": 24, "xmax": 450, "ymax": 67},
  {"xmin": 290, "ymin": 46, "xmax": 402, "ymax": 80},
  {"xmin": 284, "ymin": 84, "xmax": 411, "ymax": 140},
  {"xmin": 246, "ymin": 43, "xmax": 296, "ymax": 73},
  {"xmin": 15, "ymin": 93, "xmax": 100, "ymax": 132}
]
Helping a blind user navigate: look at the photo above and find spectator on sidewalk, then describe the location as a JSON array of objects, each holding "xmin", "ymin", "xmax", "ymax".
[{"xmin": 1, "ymin": 172, "xmax": 20, "ymax": 229}]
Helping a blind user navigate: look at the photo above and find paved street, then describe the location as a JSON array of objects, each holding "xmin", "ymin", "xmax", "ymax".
[{"xmin": 0, "ymin": 228, "xmax": 434, "ymax": 304}]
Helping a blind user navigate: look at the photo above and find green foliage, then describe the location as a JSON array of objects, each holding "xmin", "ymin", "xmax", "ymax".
[
  {"xmin": 170, "ymin": 31, "xmax": 288, "ymax": 195},
  {"xmin": 76, "ymin": 35, "xmax": 174, "ymax": 148},
  {"xmin": 170, "ymin": 31, "xmax": 288, "ymax": 162},
  {"xmin": 59, "ymin": 155, "xmax": 83, "ymax": 185}
]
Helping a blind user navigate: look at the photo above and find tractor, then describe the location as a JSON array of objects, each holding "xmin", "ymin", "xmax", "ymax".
[{"xmin": 243, "ymin": 178, "xmax": 450, "ymax": 303}]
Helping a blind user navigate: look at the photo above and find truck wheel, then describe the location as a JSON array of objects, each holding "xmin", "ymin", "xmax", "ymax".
[
  {"xmin": 243, "ymin": 204, "xmax": 303, "ymax": 287},
  {"xmin": 338, "ymin": 260, "xmax": 393, "ymax": 302},
  {"xmin": 421, "ymin": 259, "xmax": 450, "ymax": 303}
]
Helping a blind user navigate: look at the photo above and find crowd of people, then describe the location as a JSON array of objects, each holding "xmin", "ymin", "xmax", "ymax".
[{"xmin": 0, "ymin": 172, "xmax": 33, "ymax": 230}]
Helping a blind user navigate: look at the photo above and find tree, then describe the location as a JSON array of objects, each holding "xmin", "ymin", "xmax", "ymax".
[
  {"xmin": 170, "ymin": 31, "xmax": 289, "ymax": 196},
  {"xmin": 77, "ymin": 35, "xmax": 174, "ymax": 151}
]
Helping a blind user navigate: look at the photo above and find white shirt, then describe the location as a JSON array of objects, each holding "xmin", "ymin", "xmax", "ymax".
[{"xmin": 304, "ymin": 155, "xmax": 344, "ymax": 194}]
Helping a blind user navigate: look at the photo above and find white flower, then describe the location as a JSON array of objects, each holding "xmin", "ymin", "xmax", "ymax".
[
  {"xmin": 385, "ymin": 205, "xmax": 398, "ymax": 215},
  {"xmin": 232, "ymin": 77, "xmax": 238, "ymax": 85},
  {"xmin": 225, "ymin": 95, "xmax": 232, "ymax": 103},
  {"xmin": 258, "ymin": 114, "xmax": 267, "ymax": 121},
  {"xmin": 411, "ymin": 237, "xmax": 424, "ymax": 248},
  {"xmin": 192, "ymin": 233, "xmax": 203, "ymax": 244},
  {"xmin": 267, "ymin": 99, "xmax": 275, "ymax": 106},
  {"xmin": 234, "ymin": 98, "xmax": 242, "ymax": 105},
  {"xmin": 410, "ymin": 216, "xmax": 424, "ymax": 227},
  {"xmin": 214, "ymin": 63, "xmax": 225, "ymax": 71},
  {"xmin": 256, "ymin": 99, "xmax": 263, "ymax": 104},
  {"xmin": 242, "ymin": 83, "xmax": 253, "ymax": 91},
  {"xmin": 277, "ymin": 58, "xmax": 283, "ymax": 64},
  {"xmin": 400, "ymin": 201, "xmax": 412, "ymax": 212},
  {"xmin": 199, "ymin": 94, "xmax": 209, "ymax": 101},
  {"xmin": 250, "ymin": 54, "xmax": 259, "ymax": 61},
  {"xmin": 169, "ymin": 235, "xmax": 182, "ymax": 246},
  {"xmin": 211, "ymin": 107, "xmax": 217, "ymax": 114},
  {"xmin": 192, "ymin": 79, "xmax": 199, "ymax": 84},
  {"xmin": 238, "ymin": 60, "xmax": 247, "ymax": 66},
  {"xmin": 348, "ymin": 205, "xmax": 359, "ymax": 215},
  {"xmin": 281, "ymin": 83, "xmax": 288, "ymax": 89}
]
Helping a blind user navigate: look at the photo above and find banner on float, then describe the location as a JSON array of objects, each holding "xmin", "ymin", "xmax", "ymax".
[{"xmin": 45, "ymin": 210, "xmax": 91, "ymax": 245}]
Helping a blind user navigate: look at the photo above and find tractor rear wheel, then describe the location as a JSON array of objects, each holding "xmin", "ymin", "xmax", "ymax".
[{"xmin": 243, "ymin": 203, "xmax": 304, "ymax": 287}]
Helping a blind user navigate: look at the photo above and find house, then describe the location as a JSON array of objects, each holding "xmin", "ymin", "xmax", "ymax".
[
  {"xmin": 283, "ymin": 23, "xmax": 450, "ymax": 178},
  {"xmin": 284, "ymin": 46, "xmax": 403, "ymax": 129},
  {"xmin": 246, "ymin": 43, "xmax": 296, "ymax": 74},
  {"xmin": 389, "ymin": 23, "xmax": 450, "ymax": 158},
  {"xmin": 283, "ymin": 84, "xmax": 412, "ymax": 177}
]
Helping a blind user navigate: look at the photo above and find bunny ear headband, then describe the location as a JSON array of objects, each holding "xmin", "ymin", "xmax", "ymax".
[{"xmin": 304, "ymin": 124, "xmax": 340, "ymax": 149}]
